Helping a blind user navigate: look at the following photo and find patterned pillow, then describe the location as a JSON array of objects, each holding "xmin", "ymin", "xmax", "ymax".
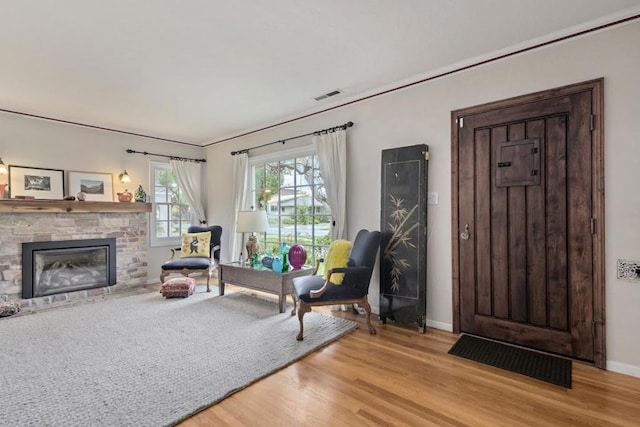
[
  {"xmin": 323, "ymin": 239, "xmax": 352, "ymax": 284},
  {"xmin": 179, "ymin": 231, "xmax": 211, "ymax": 258}
]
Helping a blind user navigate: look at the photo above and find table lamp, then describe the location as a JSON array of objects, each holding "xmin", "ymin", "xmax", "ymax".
[{"xmin": 236, "ymin": 210, "xmax": 269, "ymax": 262}]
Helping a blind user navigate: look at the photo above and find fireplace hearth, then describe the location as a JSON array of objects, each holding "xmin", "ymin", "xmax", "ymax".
[{"xmin": 22, "ymin": 238, "xmax": 117, "ymax": 299}]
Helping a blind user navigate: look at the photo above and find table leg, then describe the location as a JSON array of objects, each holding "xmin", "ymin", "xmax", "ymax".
[
  {"xmin": 278, "ymin": 294, "xmax": 285, "ymax": 313},
  {"xmin": 220, "ymin": 280, "xmax": 225, "ymax": 295}
]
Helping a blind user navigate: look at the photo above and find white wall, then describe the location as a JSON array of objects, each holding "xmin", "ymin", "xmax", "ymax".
[
  {"xmin": 0, "ymin": 113, "xmax": 205, "ymax": 281},
  {"xmin": 206, "ymin": 21, "xmax": 640, "ymax": 377}
]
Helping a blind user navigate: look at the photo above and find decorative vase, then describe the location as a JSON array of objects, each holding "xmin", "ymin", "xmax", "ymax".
[
  {"xmin": 76, "ymin": 192, "xmax": 86, "ymax": 201},
  {"xmin": 271, "ymin": 256, "xmax": 283, "ymax": 273},
  {"xmin": 289, "ymin": 244, "xmax": 307, "ymax": 270},
  {"xmin": 279, "ymin": 242, "xmax": 290, "ymax": 271},
  {"xmin": 262, "ymin": 256, "xmax": 273, "ymax": 269},
  {"xmin": 0, "ymin": 183, "xmax": 7, "ymax": 199},
  {"xmin": 117, "ymin": 189, "xmax": 133, "ymax": 202}
]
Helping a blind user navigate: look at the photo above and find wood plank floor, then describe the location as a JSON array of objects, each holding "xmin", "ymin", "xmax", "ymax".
[{"xmin": 178, "ymin": 300, "xmax": 640, "ymax": 427}]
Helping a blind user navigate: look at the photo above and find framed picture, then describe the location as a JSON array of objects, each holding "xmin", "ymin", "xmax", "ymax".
[
  {"xmin": 68, "ymin": 171, "xmax": 114, "ymax": 202},
  {"xmin": 8, "ymin": 165, "xmax": 65, "ymax": 200}
]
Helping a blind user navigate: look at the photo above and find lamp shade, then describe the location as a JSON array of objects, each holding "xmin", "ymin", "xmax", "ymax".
[
  {"xmin": 119, "ymin": 170, "xmax": 131, "ymax": 183},
  {"xmin": 236, "ymin": 210, "xmax": 269, "ymax": 233}
]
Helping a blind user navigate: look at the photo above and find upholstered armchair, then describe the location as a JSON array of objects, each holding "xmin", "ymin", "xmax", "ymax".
[
  {"xmin": 292, "ymin": 229, "xmax": 381, "ymax": 341},
  {"xmin": 160, "ymin": 225, "xmax": 222, "ymax": 292}
]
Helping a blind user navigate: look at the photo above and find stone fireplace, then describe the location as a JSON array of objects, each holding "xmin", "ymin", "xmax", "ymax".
[
  {"xmin": 22, "ymin": 238, "xmax": 117, "ymax": 299},
  {"xmin": 0, "ymin": 200, "xmax": 151, "ymax": 309}
]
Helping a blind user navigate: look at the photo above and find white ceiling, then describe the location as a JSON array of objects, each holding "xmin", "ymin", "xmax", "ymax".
[{"xmin": 1, "ymin": 1, "xmax": 639, "ymax": 147}]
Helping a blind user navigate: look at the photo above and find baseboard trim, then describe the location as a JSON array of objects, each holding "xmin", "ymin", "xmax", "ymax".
[
  {"xmin": 427, "ymin": 319, "xmax": 453, "ymax": 332},
  {"xmin": 606, "ymin": 360, "xmax": 640, "ymax": 378}
]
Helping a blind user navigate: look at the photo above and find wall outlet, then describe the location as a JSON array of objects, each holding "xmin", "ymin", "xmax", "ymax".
[
  {"xmin": 427, "ymin": 192, "xmax": 439, "ymax": 205},
  {"xmin": 616, "ymin": 259, "xmax": 640, "ymax": 281}
]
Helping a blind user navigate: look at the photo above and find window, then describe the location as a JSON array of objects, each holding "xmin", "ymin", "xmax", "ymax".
[
  {"xmin": 249, "ymin": 148, "xmax": 332, "ymax": 265},
  {"xmin": 150, "ymin": 162, "xmax": 192, "ymax": 247}
]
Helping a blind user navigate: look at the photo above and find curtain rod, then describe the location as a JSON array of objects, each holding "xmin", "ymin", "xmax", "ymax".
[
  {"xmin": 126, "ymin": 149, "xmax": 206, "ymax": 163},
  {"xmin": 230, "ymin": 121, "xmax": 353, "ymax": 156}
]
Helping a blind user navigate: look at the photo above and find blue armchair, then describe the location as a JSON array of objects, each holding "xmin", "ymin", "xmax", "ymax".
[
  {"xmin": 160, "ymin": 225, "xmax": 222, "ymax": 292},
  {"xmin": 292, "ymin": 229, "xmax": 381, "ymax": 340}
]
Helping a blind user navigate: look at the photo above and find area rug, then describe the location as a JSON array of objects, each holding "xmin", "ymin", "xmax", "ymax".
[
  {"xmin": 0, "ymin": 290, "xmax": 357, "ymax": 426},
  {"xmin": 448, "ymin": 334, "xmax": 572, "ymax": 388}
]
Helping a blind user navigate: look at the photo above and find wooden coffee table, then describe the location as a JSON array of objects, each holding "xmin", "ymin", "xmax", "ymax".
[{"xmin": 218, "ymin": 262, "xmax": 313, "ymax": 314}]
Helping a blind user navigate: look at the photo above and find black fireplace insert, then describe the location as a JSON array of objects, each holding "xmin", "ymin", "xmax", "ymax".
[{"xmin": 22, "ymin": 238, "xmax": 116, "ymax": 299}]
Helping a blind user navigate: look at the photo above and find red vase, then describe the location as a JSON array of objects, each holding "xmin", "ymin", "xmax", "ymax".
[{"xmin": 288, "ymin": 244, "xmax": 307, "ymax": 270}]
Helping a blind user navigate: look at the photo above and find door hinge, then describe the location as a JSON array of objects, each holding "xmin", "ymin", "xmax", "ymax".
[
  {"xmin": 459, "ymin": 117, "xmax": 464, "ymax": 128},
  {"xmin": 591, "ymin": 218, "xmax": 596, "ymax": 235},
  {"xmin": 424, "ymin": 150, "xmax": 430, "ymax": 161},
  {"xmin": 590, "ymin": 114, "xmax": 595, "ymax": 131}
]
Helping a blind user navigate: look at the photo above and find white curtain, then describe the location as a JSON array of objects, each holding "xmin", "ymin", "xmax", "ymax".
[
  {"xmin": 170, "ymin": 159, "xmax": 207, "ymax": 225},
  {"xmin": 230, "ymin": 153, "xmax": 249, "ymax": 262},
  {"xmin": 313, "ymin": 129, "xmax": 347, "ymax": 240}
]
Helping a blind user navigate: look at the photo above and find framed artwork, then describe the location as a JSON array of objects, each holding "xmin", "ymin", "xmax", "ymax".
[
  {"xmin": 8, "ymin": 165, "xmax": 65, "ymax": 200},
  {"xmin": 68, "ymin": 171, "xmax": 114, "ymax": 202}
]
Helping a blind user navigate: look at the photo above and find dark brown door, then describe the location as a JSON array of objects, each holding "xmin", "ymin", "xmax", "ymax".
[{"xmin": 452, "ymin": 80, "xmax": 605, "ymax": 365}]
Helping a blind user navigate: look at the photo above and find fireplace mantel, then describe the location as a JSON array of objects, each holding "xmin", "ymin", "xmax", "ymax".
[{"xmin": 0, "ymin": 200, "xmax": 152, "ymax": 214}]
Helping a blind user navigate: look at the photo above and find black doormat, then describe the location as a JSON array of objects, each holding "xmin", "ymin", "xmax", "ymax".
[{"xmin": 448, "ymin": 334, "xmax": 572, "ymax": 388}]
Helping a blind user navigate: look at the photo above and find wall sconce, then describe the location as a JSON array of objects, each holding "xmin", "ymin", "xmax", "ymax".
[
  {"xmin": 0, "ymin": 158, "xmax": 7, "ymax": 175},
  {"xmin": 118, "ymin": 170, "xmax": 131, "ymax": 183}
]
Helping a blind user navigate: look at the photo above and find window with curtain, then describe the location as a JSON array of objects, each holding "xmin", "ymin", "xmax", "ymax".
[
  {"xmin": 150, "ymin": 161, "xmax": 193, "ymax": 247},
  {"xmin": 249, "ymin": 148, "xmax": 332, "ymax": 265}
]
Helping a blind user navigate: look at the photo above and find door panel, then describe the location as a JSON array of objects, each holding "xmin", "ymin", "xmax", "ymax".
[{"xmin": 454, "ymin": 83, "xmax": 602, "ymax": 362}]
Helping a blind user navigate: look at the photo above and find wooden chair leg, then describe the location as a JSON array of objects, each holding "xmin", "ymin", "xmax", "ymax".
[
  {"xmin": 160, "ymin": 270, "xmax": 168, "ymax": 283},
  {"xmin": 361, "ymin": 299, "xmax": 377, "ymax": 335},
  {"xmin": 296, "ymin": 301, "xmax": 311, "ymax": 341},
  {"xmin": 206, "ymin": 271, "xmax": 211, "ymax": 292}
]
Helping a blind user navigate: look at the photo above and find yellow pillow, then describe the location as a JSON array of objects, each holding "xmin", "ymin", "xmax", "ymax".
[
  {"xmin": 180, "ymin": 232, "xmax": 211, "ymax": 258},
  {"xmin": 323, "ymin": 239, "xmax": 352, "ymax": 284}
]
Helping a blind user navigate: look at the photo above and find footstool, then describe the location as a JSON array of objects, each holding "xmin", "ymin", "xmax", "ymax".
[{"xmin": 160, "ymin": 277, "xmax": 197, "ymax": 298}]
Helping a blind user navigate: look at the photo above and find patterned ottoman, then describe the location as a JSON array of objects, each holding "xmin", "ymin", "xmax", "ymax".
[{"xmin": 160, "ymin": 277, "xmax": 197, "ymax": 298}]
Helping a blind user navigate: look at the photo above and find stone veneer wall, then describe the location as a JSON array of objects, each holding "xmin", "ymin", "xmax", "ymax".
[{"xmin": 0, "ymin": 212, "xmax": 148, "ymax": 308}]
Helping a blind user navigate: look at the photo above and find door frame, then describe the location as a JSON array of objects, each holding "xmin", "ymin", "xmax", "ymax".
[{"xmin": 450, "ymin": 79, "xmax": 605, "ymax": 368}]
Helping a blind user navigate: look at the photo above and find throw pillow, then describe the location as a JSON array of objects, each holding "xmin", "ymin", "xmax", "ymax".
[
  {"xmin": 323, "ymin": 239, "xmax": 352, "ymax": 284},
  {"xmin": 179, "ymin": 231, "xmax": 211, "ymax": 258}
]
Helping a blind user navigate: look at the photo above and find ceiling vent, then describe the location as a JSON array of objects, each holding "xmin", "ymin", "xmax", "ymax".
[{"xmin": 314, "ymin": 89, "xmax": 343, "ymax": 101}]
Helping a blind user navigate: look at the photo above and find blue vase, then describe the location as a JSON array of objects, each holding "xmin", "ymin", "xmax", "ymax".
[{"xmin": 271, "ymin": 256, "xmax": 283, "ymax": 273}]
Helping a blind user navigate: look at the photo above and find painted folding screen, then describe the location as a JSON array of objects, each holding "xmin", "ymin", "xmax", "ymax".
[{"xmin": 379, "ymin": 144, "xmax": 428, "ymax": 333}]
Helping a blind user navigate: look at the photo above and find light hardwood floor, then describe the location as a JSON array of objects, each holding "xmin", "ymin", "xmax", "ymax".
[{"xmin": 178, "ymin": 297, "xmax": 640, "ymax": 427}]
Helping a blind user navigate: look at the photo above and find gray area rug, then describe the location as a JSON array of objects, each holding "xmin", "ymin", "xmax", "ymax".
[{"xmin": 0, "ymin": 290, "xmax": 357, "ymax": 426}]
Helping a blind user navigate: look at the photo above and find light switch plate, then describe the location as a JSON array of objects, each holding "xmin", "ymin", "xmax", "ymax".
[{"xmin": 427, "ymin": 192, "xmax": 438, "ymax": 205}]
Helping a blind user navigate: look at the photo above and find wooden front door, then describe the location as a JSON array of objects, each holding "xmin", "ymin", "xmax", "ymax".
[{"xmin": 452, "ymin": 80, "xmax": 605, "ymax": 367}]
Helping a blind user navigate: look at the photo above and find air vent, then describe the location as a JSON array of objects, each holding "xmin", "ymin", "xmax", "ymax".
[{"xmin": 314, "ymin": 89, "xmax": 343, "ymax": 101}]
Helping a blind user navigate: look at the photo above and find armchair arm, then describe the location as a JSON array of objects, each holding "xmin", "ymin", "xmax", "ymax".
[
  {"xmin": 330, "ymin": 266, "xmax": 368, "ymax": 275},
  {"xmin": 169, "ymin": 247, "xmax": 182, "ymax": 260},
  {"xmin": 210, "ymin": 244, "xmax": 221, "ymax": 262},
  {"xmin": 309, "ymin": 266, "xmax": 368, "ymax": 298},
  {"xmin": 309, "ymin": 278, "xmax": 332, "ymax": 298}
]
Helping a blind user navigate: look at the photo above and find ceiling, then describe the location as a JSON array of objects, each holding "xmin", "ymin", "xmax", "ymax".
[{"xmin": 1, "ymin": 1, "xmax": 639, "ymax": 147}]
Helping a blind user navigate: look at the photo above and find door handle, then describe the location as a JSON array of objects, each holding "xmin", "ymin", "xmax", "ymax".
[{"xmin": 460, "ymin": 224, "xmax": 470, "ymax": 240}]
